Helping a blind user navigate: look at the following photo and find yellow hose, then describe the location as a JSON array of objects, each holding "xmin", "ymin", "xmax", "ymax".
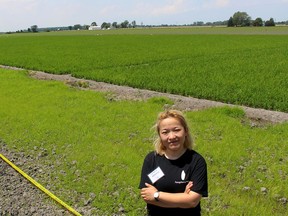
[{"xmin": 0, "ymin": 153, "xmax": 82, "ymax": 216}]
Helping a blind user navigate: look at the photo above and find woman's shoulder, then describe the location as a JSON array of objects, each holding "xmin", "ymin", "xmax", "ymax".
[
  {"xmin": 144, "ymin": 151, "xmax": 157, "ymax": 158},
  {"xmin": 144, "ymin": 151, "xmax": 163, "ymax": 161},
  {"xmin": 186, "ymin": 149, "xmax": 206, "ymax": 162}
]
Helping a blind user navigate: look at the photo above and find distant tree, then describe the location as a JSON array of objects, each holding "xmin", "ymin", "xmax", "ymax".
[
  {"xmin": 265, "ymin": 18, "xmax": 275, "ymax": 26},
  {"xmin": 101, "ymin": 22, "xmax": 111, "ymax": 29},
  {"xmin": 276, "ymin": 21, "xmax": 285, "ymax": 25},
  {"xmin": 131, "ymin": 20, "xmax": 136, "ymax": 28},
  {"xmin": 83, "ymin": 25, "xmax": 90, "ymax": 30},
  {"xmin": 199, "ymin": 21, "xmax": 205, "ymax": 26},
  {"xmin": 31, "ymin": 25, "xmax": 38, "ymax": 32},
  {"xmin": 68, "ymin": 26, "xmax": 73, "ymax": 30},
  {"xmin": 112, "ymin": 22, "xmax": 117, "ymax": 28},
  {"xmin": 73, "ymin": 24, "xmax": 82, "ymax": 30},
  {"xmin": 27, "ymin": 28, "xmax": 31, "ymax": 32},
  {"xmin": 120, "ymin": 20, "xmax": 129, "ymax": 28},
  {"xmin": 91, "ymin": 22, "xmax": 97, "ymax": 26},
  {"xmin": 253, "ymin": 17, "xmax": 263, "ymax": 26},
  {"xmin": 227, "ymin": 17, "xmax": 234, "ymax": 27},
  {"xmin": 101, "ymin": 22, "xmax": 107, "ymax": 29},
  {"xmin": 232, "ymin": 11, "xmax": 251, "ymax": 27}
]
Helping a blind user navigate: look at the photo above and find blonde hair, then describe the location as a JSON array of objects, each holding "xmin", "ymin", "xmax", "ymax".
[{"xmin": 153, "ymin": 110, "xmax": 193, "ymax": 155}]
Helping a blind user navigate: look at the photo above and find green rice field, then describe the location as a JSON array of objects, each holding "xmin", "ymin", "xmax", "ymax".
[
  {"xmin": 0, "ymin": 27, "xmax": 287, "ymax": 215},
  {"xmin": 1, "ymin": 26, "xmax": 288, "ymax": 112}
]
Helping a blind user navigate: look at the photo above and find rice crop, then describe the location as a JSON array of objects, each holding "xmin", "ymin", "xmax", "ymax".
[{"xmin": 1, "ymin": 28, "xmax": 288, "ymax": 112}]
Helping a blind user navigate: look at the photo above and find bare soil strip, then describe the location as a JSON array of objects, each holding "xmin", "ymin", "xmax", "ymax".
[{"xmin": 31, "ymin": 70, "xmax": 288, "ymax": 125}]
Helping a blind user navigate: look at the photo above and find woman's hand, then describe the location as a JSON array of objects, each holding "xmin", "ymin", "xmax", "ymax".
[
  {"xmin": 140, "ymin": 183, "xmax": 158, "ymax": 203},
  {"xmin": 184, "ymin": 181, "xmax": 193, "ymax": 194},
  {"xmin": 141, "ymin": 181, "xmax": 193, "ymax": 204}
]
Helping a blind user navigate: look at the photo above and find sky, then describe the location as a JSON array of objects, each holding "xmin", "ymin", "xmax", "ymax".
[{"xmin": 1, "ymin": 0, "xmax": 288, "ymax": 32}]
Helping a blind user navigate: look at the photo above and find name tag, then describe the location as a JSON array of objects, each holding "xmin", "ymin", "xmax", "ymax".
[{"xmin": 148, "ymin": 167, "xmax": 165, "ymax": 184}]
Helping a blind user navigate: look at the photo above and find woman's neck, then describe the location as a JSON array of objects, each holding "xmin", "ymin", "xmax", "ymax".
[{"xmin": 164, "ymin": 148, "xmax": 187, "ymax": 160}]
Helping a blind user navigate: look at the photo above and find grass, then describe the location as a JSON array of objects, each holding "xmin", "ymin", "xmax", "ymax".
[
  {"xmin": 0, "ymin": 27, "xmax": 288, "ymax": 112},
  {"xmin": 189, "ymin": 108, "xmax": 288, "ymax": 215},
  {"xmin": 0, "ymin": 69, "xmax": 287, "ymax": 215},
  {"xmin": 0, "ymin": 69, "xmax": 161, "ymax": 213}
]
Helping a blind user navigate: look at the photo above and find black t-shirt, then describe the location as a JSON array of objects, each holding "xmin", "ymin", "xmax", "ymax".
[{"xmin": 139, "ymin": 149, "xmax": 208, "ymax": 216}]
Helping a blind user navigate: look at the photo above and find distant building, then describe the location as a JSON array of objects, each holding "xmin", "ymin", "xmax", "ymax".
[{"xmin": 88, "ymin": 26, "xmax": 101, "ymax": 30}]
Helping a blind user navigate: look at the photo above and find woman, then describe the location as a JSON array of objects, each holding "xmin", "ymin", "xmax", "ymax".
[{"xmin": 139, "ymin": 110, "xmax": 208, "ymax": 215}]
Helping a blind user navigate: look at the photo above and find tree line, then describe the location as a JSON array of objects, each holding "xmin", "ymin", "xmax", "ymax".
[
  {"xmin": 227, "ymin": 11, "xmax": 278, "ymax": 27},
  {"xmin": 30, "ymin": 20, "xmax": 137, "ymax": 33},
  {"xmin": 5, "ymin": 12, "xmax": 288, "ymax": 34}
]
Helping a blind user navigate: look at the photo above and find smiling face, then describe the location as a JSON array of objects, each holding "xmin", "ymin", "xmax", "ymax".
[{"xmin": 159, "ymin": 117, "xmax": 187, "ymax": 155}]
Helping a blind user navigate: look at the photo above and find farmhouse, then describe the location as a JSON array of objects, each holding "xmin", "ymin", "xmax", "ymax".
[{"xmin": 88, "ymin": 25, "xmax": 101, "ymax": 30}]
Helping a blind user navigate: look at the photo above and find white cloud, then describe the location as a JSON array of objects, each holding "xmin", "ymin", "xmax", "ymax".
[
  {"xmin": 215, "ymin": 0, "xmax": 230, "ymax": 7},
  {"xmin": 151, "ymin": 0, "xmax": 187, "ymax": 16},
  {"xmin": 0, "ymin": 0, "xmax": 39, "ymax": 11},
  {"xmin": 0, "ymin": 0, "xmax": 41, "ymax": 31},
  {"xmin": 0, "ymin": 0, "xmax": 36, "ymax": 3},
  {"xmin": 202, "ymin": 0, "xmax": 231, "ymax": 9},
  {"xmin": 131, "ymin": 0, "xmax": 189, "ymax": 17}
]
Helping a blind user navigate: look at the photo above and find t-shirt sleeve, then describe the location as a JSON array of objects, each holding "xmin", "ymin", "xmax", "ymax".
[
  {"xmin": 139, "ymin": 152, "xmax": 155, "ymax": 189},
  {"xmin": 190, "ymin": 155, "xmax": 208, "ymax": 197}
]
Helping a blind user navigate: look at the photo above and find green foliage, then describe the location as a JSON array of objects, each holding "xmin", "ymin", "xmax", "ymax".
[
  {"xmin": 147, "ymin": 96, "xmax": 174, "ymax": 106},
  {"xmin": 0, "ymin": 70, "xmax": 287, "ymax": 215},
  {"xmin": 30, "ymin": 25, "xmax": 38, "ymax": 32},
  {"xmin": 253, "ymin": 18, "xmax": 264, "ymax": 27},
  {"xmin": 214, "ymin": 106, "xmax": 245, "ymax": 119},
  {"xmin": 232, "ymin": 11, "xmax": 251, "ymax": 26},
  {"xmin": 0, "ymin": 28, "xmax": 288, "ymax": 112},
  {"xmin": 265, "ymin": 18, "xmax": 276, "ymax": 27},
  {"xmin": 227, "ymin": 17, "xmax": 234, "ymax": 27}
]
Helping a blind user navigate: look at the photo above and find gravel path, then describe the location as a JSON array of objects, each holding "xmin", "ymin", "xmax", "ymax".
[
  {"xmin": 29, "ymin": 70, "xmax": 288, "ymax": 124},
  {"xmin": 1, "ymin": 65, "xmax": 288, "ymax": 215},
  {"xmin": 0, "ymin": 143, "xmax": 72, "ymax": 215},
  {"xmin": 1, "ymin": 142, "xmax": 100, "ymax": 216},
  {"xmin": 2, "ymin": 65, "xmax": 288, "ymax": 124}
]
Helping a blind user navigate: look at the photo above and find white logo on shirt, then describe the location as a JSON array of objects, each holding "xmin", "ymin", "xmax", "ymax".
[
  {"xmin": 181, "ymin": 170, "xmax": 186, "ymax": 180},
  {"xmin": 175, "ymin": 170, "xmax": 188, "ymax": 184}
]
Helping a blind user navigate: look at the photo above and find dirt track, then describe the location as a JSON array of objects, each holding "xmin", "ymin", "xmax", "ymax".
[
  {"xmin": 29, "ymin": 70, "xmax": 288, "ymax": 125},
  {"xmin": 2, "ymin": 65, "xmax": 288, "ymax": 124}
]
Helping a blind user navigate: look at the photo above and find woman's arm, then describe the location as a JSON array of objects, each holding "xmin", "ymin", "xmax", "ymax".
[{"xmin": 140, "ymin": 182, "xmax": 201, "ymax": 208}]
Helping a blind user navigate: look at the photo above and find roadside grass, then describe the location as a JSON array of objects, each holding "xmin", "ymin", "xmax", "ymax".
[
  {"xmin": 0, "ymin": 28, "xmax": 288, "ymax": 112},
  {"xmin": 0, "ymin": 69, "xmax": 287, "ymax": 215},
  {"xmin": 0, "ymin": 69, "xmax": 160, "ymax": 214},
  {"xmin": 188, "ymin": 108, "xmax": 288, "ymax": 215}
]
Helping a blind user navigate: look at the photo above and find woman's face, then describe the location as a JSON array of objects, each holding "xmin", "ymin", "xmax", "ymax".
[{"xmin": 159, "ymin": 117, "xmax": 187, "ymax": 153}]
